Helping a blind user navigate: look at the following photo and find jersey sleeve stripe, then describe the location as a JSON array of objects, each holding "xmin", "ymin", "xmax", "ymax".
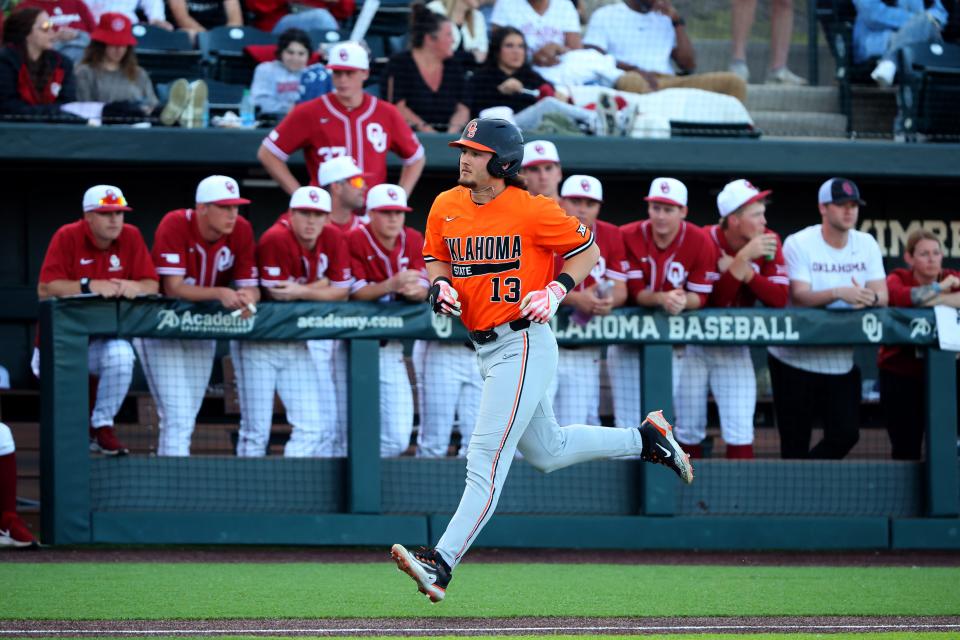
[
  {"xmin": 261, "ymin": 138, "xmax": 290, "ymax": 162},
  {"xmin": 260, "ymin": 279, "xmax": 283, "ymax": 287},
  {"xmin": 235, "ymin": 278, "xmax": 259, "ymax": 288},
  {"xmin": 561, "ymin": 234, "xmax": 595, "ymax": 260},
  {"xmin": 687, "ymin": 282, "xmax": 713, "ymax": 293},
  {"xmin": 626, "ymin": 269, "xmax": 644, "ymax": 279},
  {"xmin": 350, "ymin": 278, "xmax": 368, "ymax": 292},
  {"xmin": 423, "ymin": 255, "xmax": 442, "ymax": 263},
  {"xmin": 156, "ymin": 267, "xmax": 187, "ymax": 276},
  {"xmin": 768, "ymin": 276, "xmax": 790, "ymax": 285},
  {"xmin": 402, "ymin": 144, "xmax": 425, "ymax": 165},
  {"xmin": 605, "ymin": 270, "xmax": 627, "ymax": 281},
  {"xmin": 332, "ymin": 278, "xmax": 354, "ymax": 288}
]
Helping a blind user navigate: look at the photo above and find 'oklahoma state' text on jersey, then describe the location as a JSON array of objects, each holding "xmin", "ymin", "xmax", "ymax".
[{"xmin": 423, "ymin": 186, "xmax": 595, "ymax": 332}]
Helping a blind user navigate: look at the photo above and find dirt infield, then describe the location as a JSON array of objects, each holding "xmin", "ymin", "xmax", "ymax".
[
  {"xmin": 3, "ymin": 546, "xmax": 960, "ymax": 566},
  {"xmin": 2, "ymin": 616, "xmax": 960, "ymax": 636}
]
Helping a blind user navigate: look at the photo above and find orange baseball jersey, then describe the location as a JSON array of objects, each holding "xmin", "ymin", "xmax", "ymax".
[{"xmin": 423, "ymin": 185, "xmax": 595, "ymax": 332}]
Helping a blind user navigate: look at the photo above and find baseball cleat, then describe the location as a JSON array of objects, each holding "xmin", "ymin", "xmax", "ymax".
[
  {"xmin": 89, "ymin": 426, "xmax": 129, "ymax": 456},
  {"xmin": 0, "ymin": 511, "xmax": 38, "ymax": 549},
  {"xmin": 390, "ymin": 544, "xmax": 451, "ymax": 603},
  {"xmin": 639, "ymin": 410, "xmax": 694, "ymax": 484}
]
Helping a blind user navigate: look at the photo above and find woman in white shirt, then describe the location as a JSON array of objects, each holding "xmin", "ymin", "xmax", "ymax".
[{"xmin": 426, "ymin": 0, "xmax": 488, "ymax": 65}]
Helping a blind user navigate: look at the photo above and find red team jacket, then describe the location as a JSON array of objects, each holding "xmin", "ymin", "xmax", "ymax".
[
  {"xmin": 39, "ymin": 219, "xmax": 157, "ymax": 284},
  {"xmin": 257, "ymin": 213, "xmax": 353, "ymax": 289},
  {"xmin": 553, "ymin": 219, "xmax": 628, "ymax": 290},
  {"xmin": 705, "ymin": 224, "xmax": 789, "ymax": 308},
  {"xmin": 879, "ymin": 267, "xmax": 960, "ymax": 377},
  {"xmin": 621, "ymin": 220, "xmax": 718, "ymax": 304},
  {"xmin": 152, "ymin": 209, "xmax": 258, "ymax": 292},
  {"xmin": 262, "ymin": 93, "xmax": 424, "ymax": 189},
  {"xmin": 347, "ymin": 224, "xmax": 428, "ymax": 300}
]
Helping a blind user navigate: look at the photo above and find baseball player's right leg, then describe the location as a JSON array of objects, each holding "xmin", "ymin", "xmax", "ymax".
[
  {"xmin": 673, "ymin": 345, "xmax": 709, "ymax": 453},
  {"xmin": 277, "ymin": 342, "xmax": 333, "ymax": 457},
  {"xmin": 135, "ymin": 338, "xmax": 216, "ymax": 456},
  {"xmin": 606, "ymin": 344, "xmax": 641, "ymax": 428},
  {"xmin": 434, "ymin": 324, "xmax": 557, "ymax": 570},
  {"xmin": 0, "ymin": 421, "xmax": 35, "ymax": 548},
  {"xmin": 418, "ymin": 342, "xmax": 463, "ymax": 458},
  {"xmin": 707, "ymin": 346, "xmax": 756, "ymax": 458},
  {"xmin": 87, "ymin": 338, "xmax": 135, "ymax": 428},
  {"xmin": 380, "ymin": 341, "xmax": 414, "ymax": 457},
  {"xmin": 232, "ymin": 341, "xmax": 279, "ymax": 457}
]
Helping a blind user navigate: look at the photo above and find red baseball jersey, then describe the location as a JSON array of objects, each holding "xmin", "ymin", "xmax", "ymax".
[
  {"xmin": 622, "ymin": 219, "xmax": 718, "ymax": 304},
  {"xmin": 705, "ymin": 224, "xmax": 789, "ymax": 308},
  {"xmin": 261, "ymin": 93, "xmax": 424, "ymax": 188},
  {"xmin": 152, "ymin": 209, "xmax": 258, "ymax": 292},
  {"xmin": 39, "ymin": 219, "xmax": 157, "ymax": 283},
  {"xmin": 553, "ymin": 219, "xmax": 627, "ymax": 291},
  {"xmin": 257, "ymin": 213, "xmax": 353, "ymax": 289},
  {"xmin": 347, "ymin": 224, "xmax": 429, "ymax": 300}
]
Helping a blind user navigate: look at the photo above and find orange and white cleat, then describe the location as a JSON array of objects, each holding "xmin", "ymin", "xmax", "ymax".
[
  {"xmin": 390, "ymin": 544, "xmax": 451, "ymax": 603},
  {"xmin": 639, "ymin": 410, "xmax": 694, "ymax": 484}
]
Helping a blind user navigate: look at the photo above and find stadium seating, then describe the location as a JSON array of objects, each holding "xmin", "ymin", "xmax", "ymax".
[
  {"xmin": 132, "ymin": 24, "xmax": 203, "ymax": 84},
  {"xmin": 815, "ymin": 0, "xmax": 877, "ymax": 131},
  {"xmin": 897, "ymin": 40, "xmax": 960, "ymax": 141},
  {"xmin": 199, "ymin": 26, "xmax": 279, "ymax": 84}
]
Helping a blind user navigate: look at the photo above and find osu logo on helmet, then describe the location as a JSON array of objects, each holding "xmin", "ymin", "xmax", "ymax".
[
  {"xmin": 465, "ymin": 120, "xmax": 478, "ymax": 138},
  {"xmin": 309, "ymin": 190, "xmax": 319, "ymax": 203}
]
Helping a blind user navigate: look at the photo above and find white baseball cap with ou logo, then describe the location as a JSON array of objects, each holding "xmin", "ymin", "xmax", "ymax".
[
  {"xmin": 560, "ymin": 174, "xmax": 603, "ymax": 202},
  {"xmin": 327, "ymin": 42, "xmax": 369, "ymax": 71},
  {"xmin": 717, "ymin": 179, "xmax": 772, "ymax": 218},
  {"xmin": 644, "ymin": 177, "xmax": 687, "ymax": 207},
  {"xmin": 366, "ymin": 183, "xmax": 412, "ymax": 212},
  {"xmin": 522, "ymin": 140, "xmax": 560, "ymax": 167},
  {"xmin": 318, "ymin": 156, "xmax": 362, "ymax": 186},
  {"xmin": 83, "ymin": 184, "xmax": 133, "ymax": 212},
  {"xmin": 196, "ymin": 175, "xmax": 251, "ymax": 205},
  {"xmin": 289, "ymin": 186, "xmax": 331, "ymax": 212}
]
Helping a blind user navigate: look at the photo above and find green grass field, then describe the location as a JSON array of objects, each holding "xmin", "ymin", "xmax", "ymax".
[{"xmin": 4, "ymin": 563, "xmax": 960, "ymax": 619}]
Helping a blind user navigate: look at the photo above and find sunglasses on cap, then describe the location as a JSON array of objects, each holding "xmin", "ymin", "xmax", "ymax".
[{"xmin": 343, "ymin": 176, "xmax": 365, "ymax": 189}]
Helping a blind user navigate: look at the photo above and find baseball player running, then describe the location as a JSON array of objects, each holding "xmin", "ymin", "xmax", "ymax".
[
  {"xmin": 548, "ymin": 174, "xmax": 628, "ymax": 427},
  {"xmin": 675, "ymin": 179, "xmax": 788, "ymax": 459},
  {"xmin": 391, "ymin": 119, "xmax": 693, "ymax": 604},
  {"xmin": 258, "ymin": 41, "xmax": 426, "ymax": 195},
  {"xmin": 135, "ymin": 176, "xmax": 259, "ymax": 457},
  {"xmin": 347, "ymin": 183, "xmax": 429, "ymax": 457},
  {"xmin": 1, "ymin": 425, "xmax": 38, "ymax": 548},
  {"xmin": 37, "ymin": 185, "xmax": 159, "ymax": 456},
  {"xmin": 233, "ymin": 186, "xmax": 353, "ymax": 457}
]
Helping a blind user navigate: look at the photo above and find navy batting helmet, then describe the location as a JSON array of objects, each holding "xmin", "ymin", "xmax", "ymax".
[{"xmin": 449, "ymin": 118, "xmax": 524, "ymax": 179}]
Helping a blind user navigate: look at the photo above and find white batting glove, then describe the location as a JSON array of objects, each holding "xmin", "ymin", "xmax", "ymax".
[
  {"xmin": 519, "ymin": 280, "xmax": 568, "ymax": 324},
  {"xmin": 428, "ymin": 277, "xmax": 462, "ymax": 317}
]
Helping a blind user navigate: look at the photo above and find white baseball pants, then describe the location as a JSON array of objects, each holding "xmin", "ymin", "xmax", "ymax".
[
  {"xmin": 606, "ymin": 344, "xmax": 641, "ymax": 428},
  {"xmin": 31, "ymin": 338, "xmax": 135, "ymax": 429},
  {"xmin": 548, "ymin": 346, "xmax": 602, "ymax": 427},
  {"xmin": 232, "ymin": 341, "xmax": 337, "ymax": 457},
  {"xmin": 415, "ymin": 341, "xmax": 482, "ymax": 458},
  {"xmin": 329, "ymin": 340, "xmax": 349, "ymax": 457},
  {"xmin": 435, "ymin": 322, "xmax": 644, "ymax": 569},
  {"xmin": 134, "ymin": 338, "xmax": 216, "ymax": 457},
  {"xmin": 379, "ymin": 341, "xmax": 415, "ymax": 457},
  {"xmin": 673, "ymin": 345, "xmax": 756, "ymax": 447},
  {"xmin": 0, "ymin": 422, "xmax": 14, "ymax": 456}
]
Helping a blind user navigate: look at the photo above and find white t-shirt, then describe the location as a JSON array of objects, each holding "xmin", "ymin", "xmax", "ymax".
[
  {"xmin": 583, "ymin": 3, "xmax": 676, "ymax": 76},
  {"xmin": 490, "ymin": 0, "xmax": 580, "ymax": 54},
  {"xmin": 427, "ymin": 0, "xmax": 489, "ymax": 60},
  {"xmin": 768, "ymin": 224, "xmax": 886, "ymax": 375}
]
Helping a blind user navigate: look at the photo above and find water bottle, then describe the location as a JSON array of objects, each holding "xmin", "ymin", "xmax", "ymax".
[{"xmin": 240, "ymin": 89, "xmax": 255, "ymax": 127}]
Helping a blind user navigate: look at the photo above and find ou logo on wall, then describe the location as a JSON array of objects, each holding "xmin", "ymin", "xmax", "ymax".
[
  {"xmin": 366, "ymin": 123, "xmax": 387, "ymax": 153},
  {"xmin": 432, "ymin": 313, "xmax": 453, "ymax": 338},
  {"xmin": 665, "ymin": 261, "xmax": 687, "ymax": 289},
  {"xmin": 862, "ymin": 312, "xmax": 883, "ymax": 343}
]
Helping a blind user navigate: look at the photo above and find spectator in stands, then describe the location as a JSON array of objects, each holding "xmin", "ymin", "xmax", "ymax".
[
  {"xmin": 347, "ymin": 184, "xmax": 429, "ymax": 456},
  {"xmin": 85, "ymin": 0, "xmax": 172, "ymax": 30},
  {"xmin": 251, "ymin": 28, "xmax": 311, "ymax": 116},
  {"xmin": 584, "ymin": 0, "xmax": 748, "ymax": 103},
  {"xmin": 879, "ymin": 228, "xmax": 960, "ymax": 460},
  {"xmin": 768, "ymin": 177, "xmax": 887, "ymax": 459},
  {"xmin": 235, "ymin": 186, "xmax": 352, "ymax": 458},
  {"xmin": 135, "ymin": 176, "xmax": 259, "ymax": 457},
  {"xmin": 17, "ymin": 0, "xmax": 96, "ymax": 62},
  {"xmin": 36, "ymin": 185, "xmax": 159, "ymax": 456},
  {"xmin": 520, "ymin": 138, "xmax": 562, "ymax": 201},
  {"xmin": 384, "ymin": 4, "xmax": 470, "ymax": 133},
  {"xmin": 468, "ymin": 27, "xmax": 605, "ymax": 133},
  {"xmin": 616, "ymin": 178, "xmax": 718, "ymax": 431},
  {"xmin": 490, "ymin": 0, "xmax": 581, "ymax": 69},
  {"xmin": 854, "ymin": 0, "xmax": 948, "ymax": 87},
  {"xmin": 680, "ymin": 179, "xmax": 789, "ymax": 460},
  {"xmin": 246, "ymin": 0, "xmax": 351, "ymax": 35},
  {"xmin": 74, "ymin": 13, "xmax": 200, "ymax": 125},
  {"xmin": 258, "ymin": 41, "xmax": 426, "ymax": 196},
  {"xmin": 0, "ymin": 422, "xmax": 37, "ymax": 548},
  {"xmin": 0, "ymin": 7, "xmax": 85, "ymax": 122},
  {"xmin": 167, "ymin": 0, "xmax": 243, "ymax": 35},
  {"xmin": 550, "ymin": 174, "xmax": 629, "ymax": 427},
  {"xmin": 427, "ymin": 0, "xmax": 489, "ymax": 65},
  {"xmin": 730, "ymin": 0, "xmax": 807, "ymax": 85}
]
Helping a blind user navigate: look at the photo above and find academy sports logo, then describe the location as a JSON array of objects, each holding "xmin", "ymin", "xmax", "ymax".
[
  {"xmin": 466, "ymin": 121, "xmax": 478, "ymax": 138},
  {"xmin": 309, "ymin": 190, "xmax": 320, "ymax": 203},
  {"xmin": 910, "ymin": 317, "xmax": 932, "ymax": 339},
  {"xmin": 156, "ymin": 309, "xmax": 254, "ymax": 334}
]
